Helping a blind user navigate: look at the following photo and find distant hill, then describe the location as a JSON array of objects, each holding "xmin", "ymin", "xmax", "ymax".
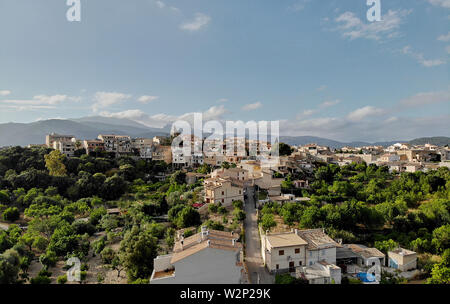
[
  {"xmin": 408, "ymin": 137, "xmax": 450, "ymax": 146},
  {"xmin": 0, "ymin": 118, "xmax": 448, "ymax": 148},
  {"xmin": 279, "ymin": 136, "xmax": 450, "ymax": 149},
  {"xmin": 0, "ymin": 119, "xmax": 168, "ymax": 147}
]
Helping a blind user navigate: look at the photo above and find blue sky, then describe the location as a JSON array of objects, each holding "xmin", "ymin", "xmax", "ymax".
[{"xmin": 0, "ymin": 0, "xmax": 449, "ymax": 142}]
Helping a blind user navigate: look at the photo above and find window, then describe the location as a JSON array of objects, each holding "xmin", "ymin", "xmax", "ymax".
[
  {"xmin": 279, "ymin": 250, "xmax": 284, "ymax": 256},
  {"xmin": 222, "ymin": 191, "xmax": 224, "ymax": 195},
  {"xmin": 295, "ymin": 248, "xmax": 300, "ymax": 254},
  {"xmin": 309, "ymin": 251, "xmax": 312, "ymax": 257},
  {"xmin": 276, "ymin": 264, "xmax": 279, "ymax": 270},
  {"xmin": 299, "ymin": 261, "xmax": 302, "ymax": 266}
]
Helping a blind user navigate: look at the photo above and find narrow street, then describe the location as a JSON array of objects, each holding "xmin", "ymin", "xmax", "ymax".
[{"xmin": 244, "ymin": 187, "xmax": 274, "ymax": 284}]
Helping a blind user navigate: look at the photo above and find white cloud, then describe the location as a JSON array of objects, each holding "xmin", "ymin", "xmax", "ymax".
[
  {"xmin": 155, "ymin": 1, "xmax": 165, "ymax": 9},
  {"xmin": 438, "ymin": 32, "xmax": 450, "ymax": 42},
  {"xmin": 100, "ymin": 105, "xmax": 229, "ymax": 129},
  {"xmin": 180, "ymin": 13, "xmax": 211, "ymax": 32},
  {"xmin": 0, "ymin": 90, "xmax": 11, "ymax": 96},
  {"xmin": 92, "ymin": 92, "xmax": 131, "ymax": 112},
  {"xmin": 298, "ymin": 99, "xmax": 341, "ymax": 118},
  {"xmin": 316, "ymin": 85, "xmax": 327, "ymax": 91},
  {"xmin": 0, "ymin": 94, "xmax": 79, "ymax": 106},
  {"xmin": 321, "ymin": 100, "xmax": 341, "ymax": 108},
  {"xmin": 427, "ymin": 0, "xmax": 450, "ymax": 8},
  {"xmin": 288, "ymin": 0, "xmax": 311, "ymax": 12},
  {"xmin": 400, "ymin": 90, "xmax": 450, "ymax": 106},
  {"xmin": 446, "ymin": 45, "xmax": 450, "ymax": 54},
  {"xmin": 347, "ymin": 106, "xmax": 385, "ymax": 121},
  {"xmin": 242, "ymin": 102, "xmax": 262, "ymax": 111},
  {"xmin": 402, "ymin": 45, "xmax": 446, "ymax": 67},
  {"xmin": 217, "ymin": 98, "xmax": 228, "ymax": 103},
  {"xmin": 138, "ymin": 95, "xmax": 159, "ymax": 104},
  {"xmin": 334, "ymin": 9, "xmax": 411, "ymax": 41}
]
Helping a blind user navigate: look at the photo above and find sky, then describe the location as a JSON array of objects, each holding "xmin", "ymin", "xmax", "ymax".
[{"xmin": 0, "ymin": 0, "xmax": 449, "ymax": 142}]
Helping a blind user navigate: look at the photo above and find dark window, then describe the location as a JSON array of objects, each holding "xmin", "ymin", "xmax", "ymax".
[
  {"xmin": 279, "ymin": 250, "xmax": 284, "ymax": 256},
  {"xmin": 299, "ymin": 261, "xmax": 302, "ymax": 266},
  {"xmin": 295, "ymin": 248, "xmax": 300, "ymax": 254},
  {"xmin": 276, "ymin": 264, "xmax": 279, "ymax": 270}
]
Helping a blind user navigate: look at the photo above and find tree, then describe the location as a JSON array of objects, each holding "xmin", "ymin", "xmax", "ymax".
[
  {"xmin": 175, "ymin": 206, "xmax": 200, "ymax": 228},
  {"xmin": 2, "ymin": 207, "xmax": 19, "ymax": 222},
  {"xmin": 278, "ymin": 143, "xmax": 293, "ymax": 156},
  {"xmin": 427, "ymin": 249, "xmax": 450, "ymax": 284},
  {"xmin": 232, "ymin": 200, "xmax": 244, "ymax": 210},
  {"xmin": 432, "ymin": 225, "xmax": 450, "ymax": 254},
  {"xmin": 374, "ymin": 239, "xmax": 399, "ymax": 255},
  {"xmin": 44, "ymin": 150, "xmax": 67, "ymax": 177},
  {"xmin": 119, "ymin": 226, "xmax": 159, "ymax": 281},
  {"xmin": 0, "ymin": 249, "xmax": 20, "ymax": 284},
  {"xmin": 261, "ymin": 213, "xmax": 276, "ymax": 231},
  {"xmin": 233, "ymin": 209, "xmax": 246, "ymax": 221},
  {"xmin": 101, "ymin": 174, "xmax": 126, "ymax": 200}
]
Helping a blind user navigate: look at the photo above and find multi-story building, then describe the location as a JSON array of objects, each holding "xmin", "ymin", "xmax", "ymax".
[
  {"xmin": 83, "ymin": 139, "xmax": 105, "ymax": 155},
  {"xmin": 204, "ymin": 177, "xmax": 244, "ymax": 207},
  {"xmin": 260, "ymin": 228, "xmax": 340, "ymax": 273},
  {"xmin": 152, "ymin": 145, "xmax": 172, "ymax": 164},
  {"xmin": 150, "ymin": 227, "xmax": 244, "ymax": 284},
  {"xmin": 98, "ymin": 134, "xmax": 132, "ymax": 155},
  {"xmin": 53, "ymin": 139, "xmax": 77, "ymax": 157},
  {"xmin": 132, "ymin": 138, "xmax": 153, "ymax": 159},
  {"xmin": 211, "ymin": 167, "xmax": 249, "ymax": 182},
  {"xmin": 46, "ymin": 133, "xmax": 75, "ymax": 148}
]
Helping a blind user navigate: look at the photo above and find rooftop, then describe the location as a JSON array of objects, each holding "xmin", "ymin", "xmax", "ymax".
[
  {"xmin": 389, "ymin": 248, "xmax": 417, "ymax": 256},
  {"xmin": 346, "ymin": 244, "xmax": 385, "ymax": 259},
  {"xmin": 266, "ymin": 233, "xmax": 308, "ymax": 248},
  {"xmin": 297, "ymin": 229, "xmax": 341, "ymax": 250},
  {"xmin": 171, "ymin": 229, "xmax": 242, "ymax": 264}
]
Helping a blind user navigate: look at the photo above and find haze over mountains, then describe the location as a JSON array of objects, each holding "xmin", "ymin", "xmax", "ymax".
[{"xmin": 0, "ymin": 117, "xmax": 448, "ymax": 148}]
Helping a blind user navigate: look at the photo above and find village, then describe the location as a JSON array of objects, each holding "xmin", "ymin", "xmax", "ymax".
[{"xmin": 18, "ymin": 132, "xmax": 448, "ymax": 284}]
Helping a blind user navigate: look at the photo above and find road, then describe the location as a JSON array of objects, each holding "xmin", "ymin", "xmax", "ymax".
[{"xmin": 244, "ymin": 187, "xmax": 274, "ymax": 284}]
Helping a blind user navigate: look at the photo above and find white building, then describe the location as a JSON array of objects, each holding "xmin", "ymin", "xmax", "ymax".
[
  {"xmin": 150, "ymin": 228, "xmax": 244, "ymax": 284},
  {"xmin": 260, "ymin": 228, "xmax": 340, "ymax": 276}
]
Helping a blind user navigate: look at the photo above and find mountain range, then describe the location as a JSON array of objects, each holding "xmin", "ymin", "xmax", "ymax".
[{"xmin": 0, "ymin": 117, "xmax": 448, "ymax": 148}]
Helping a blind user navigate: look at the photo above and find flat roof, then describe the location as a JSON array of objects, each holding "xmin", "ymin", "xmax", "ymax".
[{"xmin": 267, "ymin": 233, "xmax": 308, "ymax": 248}]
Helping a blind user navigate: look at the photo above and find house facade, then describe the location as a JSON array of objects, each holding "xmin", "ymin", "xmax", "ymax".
[
  {"xmin": 150, "ymin": 228, "xmax": 244, "ymax": 284},
  {"xmin": 204, "ymin": 177, "xmax": 244, "ymax": 207}
]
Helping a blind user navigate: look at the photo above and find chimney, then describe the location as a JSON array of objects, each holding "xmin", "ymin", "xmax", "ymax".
[
  {"xmin": 207, "ymin": 240, "xmax": 211, "ymax": 247},
  {"xmin": 266, "ymin": 230, "xmax": 269, "ymax": 235},
  {"xmin": 232, "ymin": 239, "xmax": 236, "ymax": 246},
  {"xmin": 294, "ymin": 229, "xmax": 298, "ymax": 235},
  {"xmin": 180, "ymin": 239, "xmax": 184, "ymax": 250}
]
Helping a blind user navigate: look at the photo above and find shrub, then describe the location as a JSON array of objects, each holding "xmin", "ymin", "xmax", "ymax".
[
  {"xmin": 57, "ymin": 274, "xmax": 68, "ymax": 284},
  {"xmin": 2, "ymin": 207, "xmax": 20, "ymax": 222}
]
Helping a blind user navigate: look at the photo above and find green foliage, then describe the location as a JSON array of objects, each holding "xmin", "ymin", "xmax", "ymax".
[
  {"xmin": 374, "ymin": 239, "xmax": 399, "ymax": 254},
  {"xmin": 57, "ymin": 274, "xmax": 67, "ymax": 284},
  {"xmin": 278, "ymin": 143, "xmax": 294, "ymax": 156},
  {"xmin": 0, "ymin": 249, "xmax": 20, "ymax": 284},
  {"xmin": 2, "ymin": 207, "xmax": 19, "ymax": 222},
  {"xmin": 427, "ymin": 249, "xmax": 450, "ymax": 284},
  {"xmin": 261, "ymin": 213, "xmax": 276, "ymax": 231},
  {"xmin": 275, "ymin": 273, "xmax": 308, "ymax": 284},
  {"xmin": 119, "ymin": 225, "xmax": 159, "ymax": 281},
  {"xmin": 45, "ymin": 150, "xmax": 67, "ymax": 177},
  {"xmin": 432, "ymin": 224, "xmax": 450, "ymax": 254}
]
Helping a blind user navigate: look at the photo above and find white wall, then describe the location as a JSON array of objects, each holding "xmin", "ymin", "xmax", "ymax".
[{"xmin": 151, "ymin": 248, "xmax": 242, "ymax": 284}]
